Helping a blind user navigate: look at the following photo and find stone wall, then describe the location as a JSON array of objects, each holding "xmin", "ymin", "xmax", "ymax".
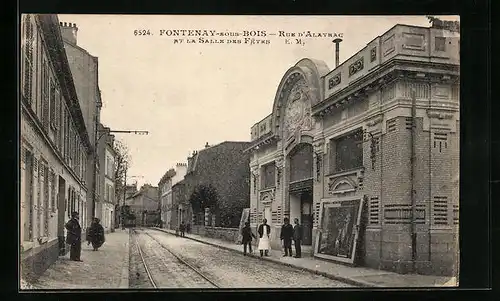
[{"xmin": 192, "ymin": 226, "xmax": 241, "ymax": 244}]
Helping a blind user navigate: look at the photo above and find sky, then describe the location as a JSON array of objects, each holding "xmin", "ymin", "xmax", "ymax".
[{"xmin": 57, "ymin": 14, "xmax": 459, "ymax": 188}]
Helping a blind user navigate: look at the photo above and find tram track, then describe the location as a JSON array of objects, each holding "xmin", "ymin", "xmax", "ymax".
[{"xmin": 131, "ymin": 228, "xmax": 220, "ymax": 288}]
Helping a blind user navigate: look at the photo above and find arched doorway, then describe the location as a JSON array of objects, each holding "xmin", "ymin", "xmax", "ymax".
[{"xmin": 287, "ymin": 143, "xmax": 314, "ymax": 245}]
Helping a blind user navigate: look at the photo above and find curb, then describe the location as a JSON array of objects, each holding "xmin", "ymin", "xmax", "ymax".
[
  {"xmin": 119, "ymin": 229, "xmax": 130, "ymax": 289},
  {"xmin": 151, "ymin": 228, "xmax": 375, "ymax": 288}
]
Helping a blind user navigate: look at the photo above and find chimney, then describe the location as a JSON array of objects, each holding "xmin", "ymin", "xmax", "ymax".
[
  {"xmin": 60, "ymin": 21, "xmax": 79, "ymax": 45},
  {"xmin": 332, "ymin": 38, "xmax": 343, "ymax": 68},
  {"xmin": 176, "ymin": 163, "xmax": 188, "ymax": 178}
]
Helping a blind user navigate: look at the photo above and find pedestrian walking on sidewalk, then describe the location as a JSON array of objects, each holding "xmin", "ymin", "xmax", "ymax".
[
  {"xmin": 186, "ymin": 223, "xmax": 191, "ymax": 234},
  {"xmin": 88, "ymin": 218, "xmax": 105, "ymax": 251},
  {"xmin": 179, "ymin": 221, "xmax": 186, "ymax": 237},
  {"xmin": 65, "ymin": 211, "xmax": 82, "ymax": 262},
  {"xmin": 293, "ymin": 218, "xmax": 303, "ymax": 258},
  {"xmin": 241, "ymin": 221, "xmax": 256, "ymax": 256},
  {"xmin": 257, "ymin": 218, "xmax": 271, "ymax": 257},
  {"xmin": 280, "ymin": 217, "xmax": 294, "ymax": 257}
]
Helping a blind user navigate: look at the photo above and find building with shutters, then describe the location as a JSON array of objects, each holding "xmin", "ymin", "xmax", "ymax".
[
  {"xmin": 59, "ymin": 20, "xmax": 102, "ymax": 229},
  {"xmin": 246, "ymin": 23, "xmax": 459, "ymax": 276},
  {"xmin": 95, "ymin": 123, "xmax": 117, "ymax": 233},
  {"xmin": 20, "ymin": 14, "xmax": 92, "ymax": 281},
  {"xmin": 158, "ymin": 163, "xmax": 187, "ymax": 229}
]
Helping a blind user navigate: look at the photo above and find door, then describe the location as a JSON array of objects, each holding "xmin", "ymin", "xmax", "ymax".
[
  {"xmin": 264, "ymin": 207, "xmax": 272, "ymax": 226},
  {"xmin": 301, "ymin": 193, "xmax": 313, "ymax": 245},
  {"xmin": 57, "ymin": 176, "xmax": 66, "ymax": 254}
]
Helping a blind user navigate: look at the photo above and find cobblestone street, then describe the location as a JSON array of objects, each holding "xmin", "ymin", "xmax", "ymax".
[{"xmin": 141, "ymin": 229, "xmax": 352, "ymax": 288}]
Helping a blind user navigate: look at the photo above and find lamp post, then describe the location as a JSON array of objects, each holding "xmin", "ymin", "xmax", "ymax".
[{"xmin": 92, "ymin": 127, "xmax": 148, "ymax": 225}]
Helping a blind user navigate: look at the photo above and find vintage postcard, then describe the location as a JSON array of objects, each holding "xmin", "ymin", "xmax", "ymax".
[{"xmin": 19, "ymin": 14, "xmax": 460, "ymax": 290}]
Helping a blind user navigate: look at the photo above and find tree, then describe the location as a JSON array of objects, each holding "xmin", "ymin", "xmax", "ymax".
[
  {"xmin": 189, "ymin": 184, "xmax": 218, "ymax": 212},
  {"xmin": 114, "ymin": 139, "xmax": 131, "ymax": 203}
]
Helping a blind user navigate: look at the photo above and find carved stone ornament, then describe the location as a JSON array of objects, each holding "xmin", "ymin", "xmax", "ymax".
[
  {"xmin": 284, "ymin": 79, "xmax": 313, "ymax": 140},
  {"xmin": 427, "ymin": 110, "xmax": 454, "ymax": 120},
  {"xmin": 366, "ymin": 115, "xmax": 384, "ymax": 127},
  {"xmin": 260, "ymin": 189, "xmax": 275, "ymax": 204},
  {"xmin": 327, "ymin": 176, "xmax": 358, "ymax": 195}
]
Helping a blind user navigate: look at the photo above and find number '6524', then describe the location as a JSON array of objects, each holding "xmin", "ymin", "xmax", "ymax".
[{"xmin": 134, "ymin": 30, "xmax": 151, "ymax": 36}]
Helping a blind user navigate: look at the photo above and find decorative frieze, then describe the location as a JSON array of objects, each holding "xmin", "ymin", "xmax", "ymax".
[
  {"xmin": 349, "ymin": 57, "xmax": 364, "ymax": 77},
  {"xmin": 383, "ymin": 204, "xmax": 426, "ymax": 224},
  {"xmin": 370, "ymin": 47, "xmax": 377, "ymax": 62},
  {"xmin": 328, "ymin": 73, "xmax": 341, "ymax": 90},
  {"xmin": 402, "ymin": 33, "xmax": 425, "ymax": 51}
]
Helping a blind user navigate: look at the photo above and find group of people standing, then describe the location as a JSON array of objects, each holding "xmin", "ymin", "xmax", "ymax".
[
  {"xmin": 64, "ymin": 211, "xmax": 106, "ymax": 262},
  {"xmin": 240, "ymin": 217, "xmax": 303, "ymax": 258}
]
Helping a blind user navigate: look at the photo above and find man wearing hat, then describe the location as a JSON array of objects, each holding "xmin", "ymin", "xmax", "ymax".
[{"xmin": 65, "ymin": 211, "xmax": 83, "ymax": 261}]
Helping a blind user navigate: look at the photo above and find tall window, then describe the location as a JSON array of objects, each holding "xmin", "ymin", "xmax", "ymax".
[
  {"xmin": 22, "ymin": 15, "xmax": 34, "ymax": 105},
  {"xmin": 23, "ymin": 149, "xmax": 34, "ymax": 241},
  {"xmin": 41, "ymin": 60, "xmax": 50, "ymax": 129},
  {"xmin": 289, "ymin": 144, "xmax": 313, "ymax": 182},
  {"xmin": 261, "ymin": 163, "xmax": 276, "ymax": 189},
  {"xmin": 329, "ymin": 129, "xmax": 364, "ymax": 173},
  {"xmin": 49, "ymin": 79, "xmax": 57, "ymax": 129}
]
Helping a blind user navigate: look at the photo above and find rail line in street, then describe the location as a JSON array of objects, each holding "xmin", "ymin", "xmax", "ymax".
[{"xmin": 132, "ymin": 228, "xmax": 220, "ymax": 288}]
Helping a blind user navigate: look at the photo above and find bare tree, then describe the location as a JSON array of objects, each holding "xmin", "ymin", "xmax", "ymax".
[{"xmin": 114, "ymin": 139, "xmax": 131, "ymax": 202}]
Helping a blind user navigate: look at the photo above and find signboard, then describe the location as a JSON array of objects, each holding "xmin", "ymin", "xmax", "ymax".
[
  {"xmin": 236, "ymin": 208, "xmax": 251, "ymax": 244},
  {"xmin": 314, "ymin": 198, "xmax": 364, "ymax": 264}
]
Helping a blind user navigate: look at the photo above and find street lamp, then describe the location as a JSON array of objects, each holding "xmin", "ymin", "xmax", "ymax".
[{"xmin": 92, "ymin": 126, "xmax": 148, "ymax": 223}]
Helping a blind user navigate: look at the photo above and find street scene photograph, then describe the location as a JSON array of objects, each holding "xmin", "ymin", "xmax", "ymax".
[{"xmin": 19, "ymin": 14, "xmax": 460, "ymax": 290}]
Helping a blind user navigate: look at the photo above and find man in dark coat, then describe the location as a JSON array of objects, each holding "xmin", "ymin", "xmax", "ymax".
[
  {"xmin": 65, "ymin": 211, "xmax": 82, "ymax": 261},
  {"xmin": 88, "ymin": 218, "xmax": 105, "ymax": 251},
  {"xmin": 241, "ymin": 221, "xmax": 256, "ymax": 256},
  {"xmin": 280, "ymin": 217, "xmax": 294, "ymax": 257},
  {"xmin": 293, "ymin": 218, "xmax": 303, "ymax": 258},
  {"xmin": 179, "ymin": 221, "xmax": 186, "ymax": 237}
]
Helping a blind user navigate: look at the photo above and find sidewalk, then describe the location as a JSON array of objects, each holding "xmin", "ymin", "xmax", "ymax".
[
  {"xmin": 153, "ymin": 228, "xmax": 457, "ymax": 288},
  {"xmin": 27, "ymin": 229, "xmax": 130, "ymax": 290}
]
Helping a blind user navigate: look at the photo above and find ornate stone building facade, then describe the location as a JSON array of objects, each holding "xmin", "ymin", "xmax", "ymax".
[{"xmin": 247, "ymin": 24, "xmax": 459, "ymax": 276}]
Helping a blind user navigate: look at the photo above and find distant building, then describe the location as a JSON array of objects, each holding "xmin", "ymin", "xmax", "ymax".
[
  {"xmin": 20, "ymin": 14, "xmax": 92, "ymax": 281},
  {"xmin": 59, "ymin": 21, "xmax": 102, "ymax": 228},
  {"xmin": 95, "ymin": 123, "xmax": 116, "ymax": 233},
  {"xmin": 126, "ymin": 184, "xmax": 159, "ymax": 226},
  {"xmin": 246, "ymin": 23, "xmax": 459, "ymax": 276},
  {"xmin": 171, "ymin": 179, "xmax": 188, "ymax": 229},
  {"xmin": 184, "ymin": 141, "xmax": 251, "ymax": 228},
  {"xmin": 158, "ymin": 163, "xmax": 187, "ymax": 229}
]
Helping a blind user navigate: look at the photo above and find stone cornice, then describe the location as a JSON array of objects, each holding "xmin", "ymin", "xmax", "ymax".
[{"xmin": 313, "ymin": 60, "xmax": 459, "ymax": 118}]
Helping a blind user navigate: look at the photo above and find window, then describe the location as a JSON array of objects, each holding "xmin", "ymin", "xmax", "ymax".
[
  {"xmin": 41, "ymin": 59, "xmax": 50, "ymax": 129},
  {"xmin": 330, "ymin": 129, "xmax": 364, "ymax": 173},
  {"xmin": 49, "ymin": 79, "xmax": 56, "ymax": 129},
  {"xmin": 289, "ymin": 144, "xmax": 313, "ymax": 182},
  {"xmin": 23, "ymin": 149, "xmax": 34, "ymax": 241},
  {"xmin": 261, "ymin": 163, "xmax": 276, "ymax": 189},
  {"xmin": 22, "ymin": 15, "xmax": 34, "ymax": 105}
]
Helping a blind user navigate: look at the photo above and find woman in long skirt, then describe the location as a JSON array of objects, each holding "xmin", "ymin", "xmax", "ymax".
[
  {"xmin": 257, "ymin": 218, "xmax": 271, "ymax": 257},
  {"xmin": 88, "ymin": 218, "xmax": 105, "ymax": 251}
]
